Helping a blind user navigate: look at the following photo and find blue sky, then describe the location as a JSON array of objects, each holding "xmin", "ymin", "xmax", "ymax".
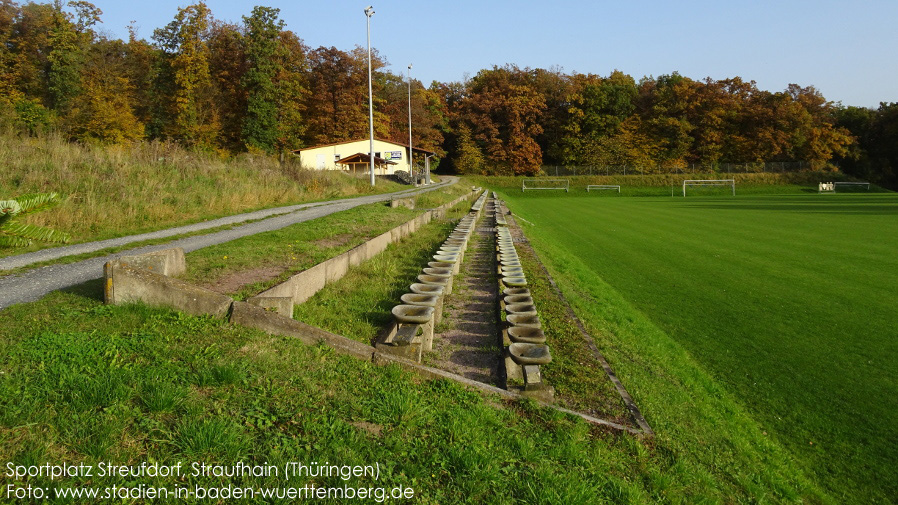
[{"xmin": 91, "ymin": 0, "xmax": 897, "ymax": 108}]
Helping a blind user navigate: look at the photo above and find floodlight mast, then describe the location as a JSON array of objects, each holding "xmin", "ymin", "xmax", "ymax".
[
  {"xmin": 408, "ymin": 63, "xmax": 414, "ymax": 183},
  {"xmin": 365, "ymin": 6, "xmax": 375, "ymax": 186}
]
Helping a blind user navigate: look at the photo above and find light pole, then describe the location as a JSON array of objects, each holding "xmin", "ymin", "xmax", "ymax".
[
  {"xmin": 407, "ymin": 63, "xmax": 414, "ymax": 184},
  {"xmin": 365, "ymin": 6, "xmax": 375, "ymax": 186}
]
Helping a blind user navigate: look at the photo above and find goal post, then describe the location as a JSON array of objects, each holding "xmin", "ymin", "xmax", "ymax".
[
  {"xmin": 522, "ymin": 178, "xmax": 569, "ymax": 192},
  {"xmin": 833, "ymin": 181, "xmax": 870, "ymax": 191},
  {"xmin": 682, "ymin": 179, "xmax": 735, "ymax": 197},
  {"xmin": 586, "ymin": 185, "xmax": 620, "ymax": 193}
]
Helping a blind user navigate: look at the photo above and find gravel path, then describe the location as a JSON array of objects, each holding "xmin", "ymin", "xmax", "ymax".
[
  {"xmin": 428, "ymin": 204, "xmax": 502, "ymax": 386},
  {"xmin": 0, "ymin": 178, "xmax": 457, "ymax": 310}
]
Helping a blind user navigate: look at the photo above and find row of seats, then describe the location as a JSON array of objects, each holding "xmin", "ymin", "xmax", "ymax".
[
  {"xmin": 492, "ymin": 195, "xmax": 553, "ymax": 394},
  {"xmin": 379, "ymin": 191, "xmax": 488, "ymax": 360}
]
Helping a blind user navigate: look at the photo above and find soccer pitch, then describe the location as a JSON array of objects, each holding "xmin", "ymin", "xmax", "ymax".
[{"xmin": 500, "ymin": 192, "xmax": 898, "ymax": 503}]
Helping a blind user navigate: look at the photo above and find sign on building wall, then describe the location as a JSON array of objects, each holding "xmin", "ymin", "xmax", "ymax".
[{"xmin": 384, "ymin": 151, "xmax": 403, "ymax": 160}]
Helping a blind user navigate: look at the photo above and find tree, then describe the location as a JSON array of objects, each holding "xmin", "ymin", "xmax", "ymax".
[
  {"xmin": 452, "ymin": 123, "xmax": 484, "ymax": 174},
  {"xmin": 456, "ymin": 65, "xmax": 546, "ymax": 175},
  {"xmin": 241, "ymin": 6, "xmax": 283, "ymax": 153},
  {"xmin": 6, "ymin": 2, "xmax": 56, "ymax": 102},
  {"xmin": 47, "ymin": 1, "xmax": 102, "ymax": 114},
  {"xmin": 836, "ymin": 103, "xmax": 898, "ymax": 188},
  {"xmin": 0, "ymin": 0, "xmax": 20, "ymax": 111},
  {"xmin": 528, "ymin": 67, "xmax": 570, "ymax": 165},
  {"xmin": 303, "ymin": 46, "xmax": 372, "ymax": 145},
  {"xmin": 205, "ymin": 21, "xmax": 246, "ymax": 151},
  {"xmin": 780, "ymin": 84, "xmax": 852, "ymax": 167},
  {"xmin": 66, "ymin": 37, "xmax": 143, "ymax": 144},
  {"xmin": 637, "ymin": 73, "xmax": 696, "ymax": 168},
  {"xmin": 557, "ymin": 71, "xmax": 638, "ymax": 166},
  {"xmin": 866, "ymin": 103, "xmax": 898, "ymax": 187},
  {"xmin": 153, "ymin": 3, "xmax": 218, "ymax": 146},
  {"xmin": 270, "ymin": 30, "xmax": 309, "ymax": 155}
]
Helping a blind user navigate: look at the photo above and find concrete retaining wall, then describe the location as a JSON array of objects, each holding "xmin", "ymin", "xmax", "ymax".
[
  {"xmin": 104, "ymin": 260, "xmax": 232, "ymax": 318},
  {"xmin": 115, "ymin": 248, "xmax": 186, "ymax": 277},
  {"xmin": 254, "ymin": 191, "xmax": 476, "ymax": 306}
]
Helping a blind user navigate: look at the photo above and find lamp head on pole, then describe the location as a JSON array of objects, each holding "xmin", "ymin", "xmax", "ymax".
[{"xmin": 365, "ymin": 6, "xmax": 374, "ymax": 17}]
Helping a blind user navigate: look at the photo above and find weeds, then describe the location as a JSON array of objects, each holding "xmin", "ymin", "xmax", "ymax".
[{"xmin": 0, "ymin": 132, "xmax": 405, "ymax": 253}]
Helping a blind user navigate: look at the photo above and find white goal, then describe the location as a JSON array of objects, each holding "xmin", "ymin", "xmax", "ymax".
[
  {"xmin": 834, "ymin": 181, "xmax": 870, "ymax": 191},
  {"xmin": 682, "ymin": 179, "xmax": 735, "ymax": 197},
  {"xmin": 587, "ymin": 185, "xmax": 620, "ymax": 193},
  {"xmin": 522, "ymin": 178, "xmax": 569, "ymax": 192}
]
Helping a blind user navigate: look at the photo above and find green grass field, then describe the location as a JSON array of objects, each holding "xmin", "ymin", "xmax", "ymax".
[{"xmin": 495, "ymin": 188, "xmax": 898, "ymax": 503}]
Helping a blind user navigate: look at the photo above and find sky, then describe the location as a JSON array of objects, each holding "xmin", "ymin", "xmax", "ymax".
[{"xmin": 89, "ymin": 0, "xmax": 898, "ymax": 108}]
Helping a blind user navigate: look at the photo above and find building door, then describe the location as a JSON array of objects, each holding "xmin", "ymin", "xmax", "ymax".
[{"xmin": 316, "ymin": 154, "xmax": 326, "ymax": 169}]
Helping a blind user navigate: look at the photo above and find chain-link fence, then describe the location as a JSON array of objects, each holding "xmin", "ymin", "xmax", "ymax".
[{"xmin": 539, "ymin": 161, "xmax": 823, "ymax": 177}]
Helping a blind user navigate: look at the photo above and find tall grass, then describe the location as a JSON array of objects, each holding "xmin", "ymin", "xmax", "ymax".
[{"xmin": 0, "ymin": 132, "xmax": 404, "ymax": 246}]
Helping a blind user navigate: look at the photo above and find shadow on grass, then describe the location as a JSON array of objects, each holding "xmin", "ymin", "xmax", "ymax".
[{"xmin": 60, "ymin": 278, "xmax": 105, "ymax": 303}]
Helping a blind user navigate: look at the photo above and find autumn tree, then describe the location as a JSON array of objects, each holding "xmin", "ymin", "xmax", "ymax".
[
  {"xmin": 303, "ymin": 46, "xmax": 373, "ymax": 145},
  {"xmin": 456, "ymin": 65, "xmax": 546, "ymax": 175},
  {"xmin": 64, "ymin": 37, "xmax": 143, "ymax": 143},
  {"xmin": 5, "ymin": 2, "xmax": 56, "ymax": 103},
  {"xmin": 452, "ymin": 123, "xmax": 484, "ymax": 174},
  {"xmin": 153, "ymin": 3, "xmax": 218, "ymax": 146},
  {"xmin": 269, "ymin": 30, "xmax": 309, "ymax": 155},
  {"xmin": 777, "ymin": 84, "xmax": 852, "ymax": 167},
  {"xmin": 205, "ymin": 21, "xmax": 246, "ymax": 151},
  {"xmin": 0, "ymin": 0, "xmax": 22, "ymax": 114},
  {"xmin": 413, "ymin": 84, "xmax": 448, "ymax": 158},
  {"xmin": 47, "ymin": 1, "xmax": 102, "ymax": 114},
  {"xmin": 636, "ymin": 73, "xmax": 696, "ymax": 168},
  {"xmin": 527, "ymin": 67, "xmax": 570, "ymax": 165},
  {"xmin": 557, "ymin": 71, "xmax": 639, "ymax": 166}
]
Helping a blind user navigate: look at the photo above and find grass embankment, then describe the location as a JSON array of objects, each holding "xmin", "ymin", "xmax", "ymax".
[
  {"xmin": 0, "ymin": 246, "xmax": 820, "ymax": 503},
  {"xmin": 177, "ymin": 184, "xmax": 471, "ymax": 301},
  {"xmin": 0, "ymin": 132, "xmax": 404, "ymax": 257},
  {"xmin": 497, "ymin": 190, "xmax": 898, "ymax": 503},
  {"xmin": 470, "ymin": 172, "xmax": 887, "ymax": 196},
  {"xmin": 1, "ymin": 292, "xmax": 658, "ymax": 504},
  {"xmin": 508, "ymin": 233, "xmax": 632, "ymax": 423}
]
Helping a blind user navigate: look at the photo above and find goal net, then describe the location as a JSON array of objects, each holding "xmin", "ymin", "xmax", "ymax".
[
  {"xmin": 587, "ymin": 185, "xmax": 620, "ymax": 193},
  {"xmin": 682, "ymin": 179, "xmax": 735, "ymax": 197},
  {"xmin": 833, "ymin": 181, "xmax": 870, "ymax": 192},
  {"xmin": 522, "ymin": 178, "xmax": 569, "ymax": 192}
]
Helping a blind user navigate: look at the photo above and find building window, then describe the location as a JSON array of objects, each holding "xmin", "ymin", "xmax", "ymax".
[{"xmin": 334, "ymin": 154, "xmax": 341, "ymax": 161}]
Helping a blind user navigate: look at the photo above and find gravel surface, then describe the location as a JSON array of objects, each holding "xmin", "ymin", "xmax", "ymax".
[
  {"xmin": 428, "ymin": 206, "xmax": 502, "ymax": 386},
  {"xmin": 0, "ymin": 178, "xmax": 457, "ymax": 310}
]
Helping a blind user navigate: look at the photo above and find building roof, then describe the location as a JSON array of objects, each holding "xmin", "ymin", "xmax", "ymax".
[
  {"xmin": 293, "ymin": 138, "xmax": 435, "ymax": 155},
  {"xmin": 336, "ymin": 153, "xmax": 397, "ymax": 166}
]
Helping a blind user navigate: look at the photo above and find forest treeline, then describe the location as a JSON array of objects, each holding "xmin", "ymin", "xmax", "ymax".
[{"xmin": 1, "ymin": 1, "xmax": 895, "ymax": 185}]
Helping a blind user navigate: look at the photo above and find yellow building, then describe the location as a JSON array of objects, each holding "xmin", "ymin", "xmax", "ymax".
[{"xmin": 293, "ymin": 139, "xmax": 432, "ymax": 176}]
